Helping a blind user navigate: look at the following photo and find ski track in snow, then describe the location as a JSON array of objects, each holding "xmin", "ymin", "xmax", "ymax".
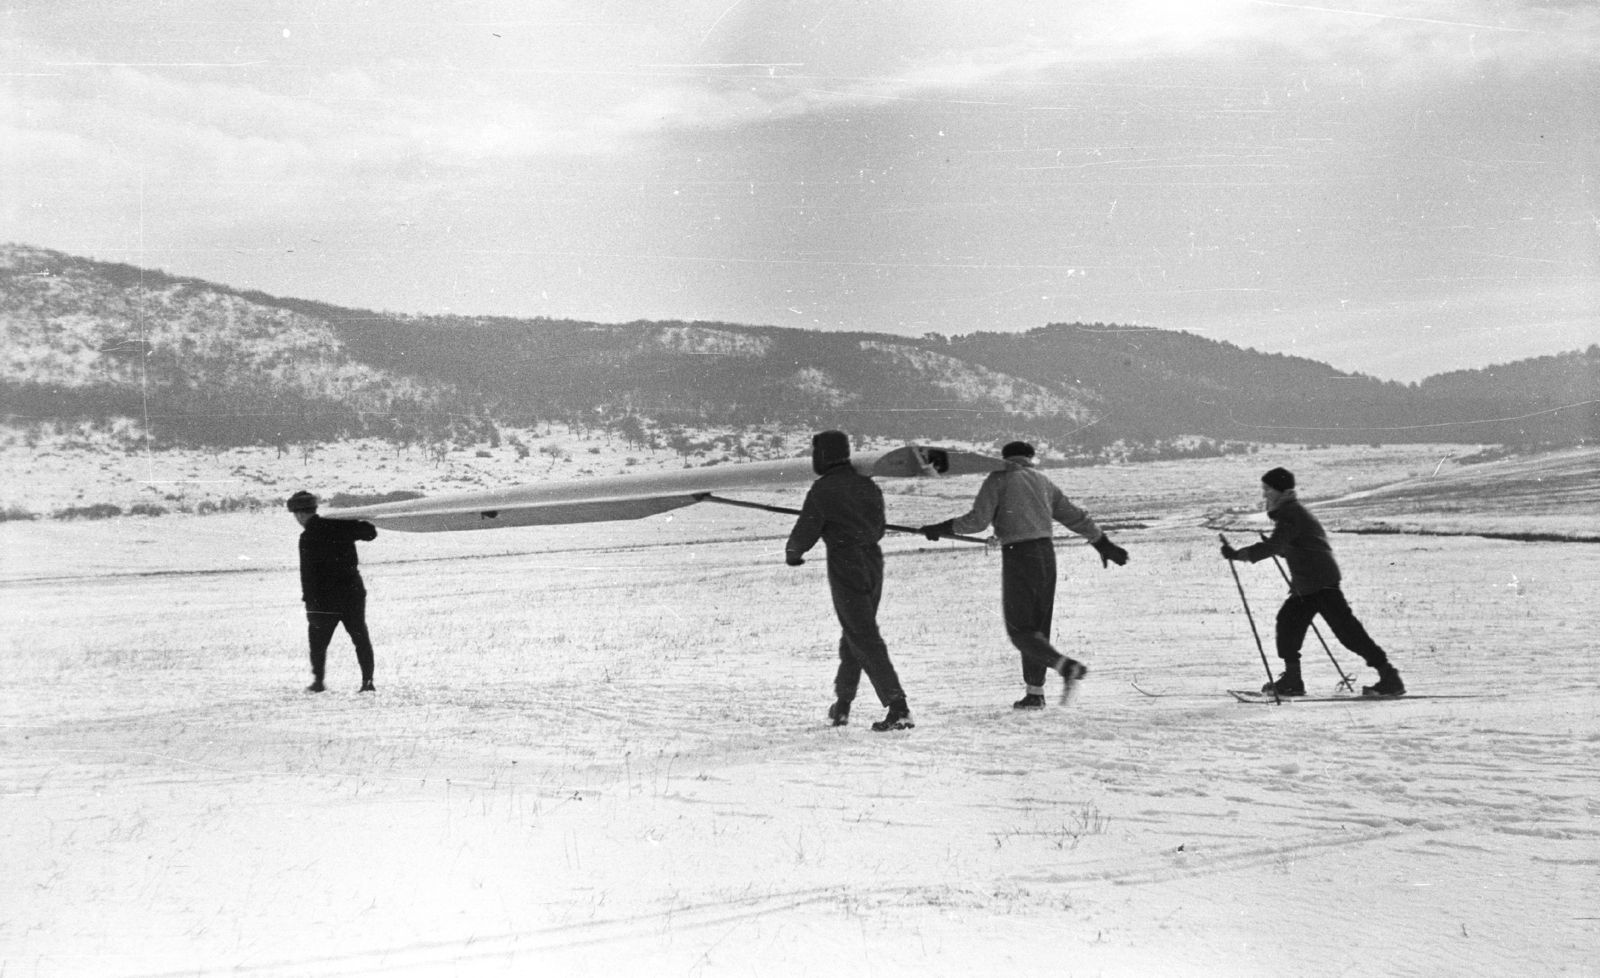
[{"xmin": 2, "ymin": 504, "xmax": 1597, "ymax": 977}]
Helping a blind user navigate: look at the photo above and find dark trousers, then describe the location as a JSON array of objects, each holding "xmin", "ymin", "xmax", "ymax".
[
  {"xmin": 1003, "ymin": 538, "xmax": 1066, "ymax": 687},
  {"xmin": 1276, "ymin": 588, "xmax": 1389, "ymax": 669},
  {"xmin": 828, "ymin": 545, "xmax": 905, "ymax": 707},
  {"xmin": 307, "ymin": 594, "xmax": 375, "ymax": 683}
]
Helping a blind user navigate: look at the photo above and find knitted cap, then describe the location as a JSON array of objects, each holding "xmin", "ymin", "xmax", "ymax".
[
  {"xmin": 1001, "ymin": 441, "xmax": 1035, "ymax": 459},
  {"xmin": 812, "ymin": 430, "xmax": 851, "ymax": 463},
  {"xmin": 286, "ymin": 490, "xmax": 319, "ymax": 513},
  {"xmin": 1260, "ymin": 467, "xmax": 1295, "ymax": 492}
]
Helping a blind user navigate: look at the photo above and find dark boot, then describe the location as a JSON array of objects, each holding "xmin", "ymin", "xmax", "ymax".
[
  {"xmin": 359, "ymin": 680, "xmax": 376, "ymax": 693},
  {"xmin": 306, "ymin": 679, "xmax": 326, "ymax": 693},
  {"xmin": 827, "ymin": 701, "xmax": 850, "ymax": 727},
  {"xmin": 1363, "ymin": 664, "xmax": 1405, "ymax": 697},
  {"xmin": 871, "ymin": 698, "xmax": 914, "ymax": 732},
  {"xmin": 1013, "ymin": 693, "xmax": 1046, "ymax": 710},
  {"xmin": 1262, "ymin": 661, "xmax": 1304, "ymax": 696}
]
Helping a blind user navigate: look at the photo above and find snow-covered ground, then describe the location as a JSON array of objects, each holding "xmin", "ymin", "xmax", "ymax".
[{"xmin": 2, "ymin": 452, "xmax": 1596, "ymax": 977}]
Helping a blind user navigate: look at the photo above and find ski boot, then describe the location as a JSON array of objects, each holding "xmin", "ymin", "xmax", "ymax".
[
  {"xmin": 1262, "ymin": 665, "xmax": 1304, "ymax": 697},
  {"xmin": 1362, "ymin": 665, "xmax": 1406, "ymax": 697},
  {"xmin": 305, "ymin": 679, "xmax": 326, "ymax": 693},
  {"xmin": 1012, "ymin": 693, "xmax": 1046, "ymax": 710}
]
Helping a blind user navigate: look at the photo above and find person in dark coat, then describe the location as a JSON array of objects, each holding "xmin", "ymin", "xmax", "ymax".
[
  {"xmin": 288, "ymin": 490, "xmax": 379, "ymax": 693},
  {"xmin": 1221, "ymin": 467, "xmax": 1405, "ymax": 697},
  {"xmin": 919, "ymin": 441, "xmax": 1128, "ymax": 708},
  {"xmin": 785, "ymin": 431, "xmax": 913, "ymax": 732}
]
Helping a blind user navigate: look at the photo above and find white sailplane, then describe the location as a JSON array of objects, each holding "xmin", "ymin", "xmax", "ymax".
[{"xmin": 321, "ymin": 444, "xmax": 1004, "ymax": 540}]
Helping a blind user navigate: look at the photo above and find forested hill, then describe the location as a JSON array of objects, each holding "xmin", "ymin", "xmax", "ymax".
[
  {"xmin": 947, "ymin": 326, "xmax": 1596, "ymax": 447},
  {"xmin": 1, "ymin": 244, "xmax": 1593, "ymax": 449}
]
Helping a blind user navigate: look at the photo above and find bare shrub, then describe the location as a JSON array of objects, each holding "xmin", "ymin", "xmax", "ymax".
[{"xmin": 55, "ymin": 503, "xmax": 123, "ymax": 520}]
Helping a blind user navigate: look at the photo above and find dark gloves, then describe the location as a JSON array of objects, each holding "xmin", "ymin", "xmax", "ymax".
[
  {"xmin": 1092, "ymin": 535, "xmax": 1129, "ymax": 568},
  {"xmin": 920, "ymin": 520, "xmax": 955, "ymax": 541},
  {"xmin": 785, "ymin": 550, "xmax": 805, "ymax": 567},
  {"xmin": 1220, "ymin": 544, "xmax": 1240, "ymax": 561}
]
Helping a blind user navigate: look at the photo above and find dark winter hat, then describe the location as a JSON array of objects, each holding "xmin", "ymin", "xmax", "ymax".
[
  {"xmin": 811, "ymin": 430, "xmax": 851, "ymax": 475},
  {"xmin": 812, "ymin": 430, "xmax": 851, "ymax": 463},
  {"xmin": 1260, "ymin": 468, "xmax": 1296, "ymax": 492},
  {"xmin": 286, "ymin": 490, "xmax": 319, "ymax": 513},
  {"xmin": 1001, "ymin": 441, "xmax": 1035, "ymax": 459}
]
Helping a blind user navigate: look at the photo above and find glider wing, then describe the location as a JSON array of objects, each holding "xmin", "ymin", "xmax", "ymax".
[{"xmin": 322, "ymin": 445, "xmax": 1003, "ymax": 532}]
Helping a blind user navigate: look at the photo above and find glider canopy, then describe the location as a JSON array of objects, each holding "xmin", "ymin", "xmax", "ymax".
[{"xmin": 322, "ymin": 444, "xmax": 1004, "ymax": 533}]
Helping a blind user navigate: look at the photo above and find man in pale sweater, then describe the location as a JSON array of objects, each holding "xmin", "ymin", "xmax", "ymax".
[{"xmin": 920, "ymin": 441, "xmax": 1128, "ymax": 708}]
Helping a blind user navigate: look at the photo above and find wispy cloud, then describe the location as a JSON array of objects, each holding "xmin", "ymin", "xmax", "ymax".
[
  {"xmin": 10, "ymin": 0, "xmax": 1589, "ymax": 182},
  {"xmin": 552, "ymin": 0, "xmax": 1594, "ymax": 150}
]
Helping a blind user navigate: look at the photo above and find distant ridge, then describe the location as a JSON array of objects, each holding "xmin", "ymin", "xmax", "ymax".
[
  {"xmin": 949, "ymin": 325, "xmax": 1596, "ymax": 447},
  {"xmin": 1, "ymin": 243, "xmax": 1593, "ymax": 449}
]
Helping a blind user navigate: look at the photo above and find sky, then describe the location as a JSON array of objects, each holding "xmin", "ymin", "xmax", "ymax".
[{"xmin": 2, "ymin": 0, "xmax": 1595, "ymax": 381}]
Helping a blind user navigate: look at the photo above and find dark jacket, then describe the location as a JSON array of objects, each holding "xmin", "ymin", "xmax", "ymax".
[
  {"xmin": 299, "ymin": 515, "xmax": 378, "ymax": 609},
  {"xmin": 1236, "ymin": 497, "xmax": 1341, "ymax": 595},
  {"xmin": 785, "ymin": 462, "xmax": 885, "ymax": 560}
]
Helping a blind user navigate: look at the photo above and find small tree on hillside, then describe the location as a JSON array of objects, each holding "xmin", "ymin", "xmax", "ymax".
[{"xmin": 616, "ymin": 415, "xmax": 648, "ymax": 450}]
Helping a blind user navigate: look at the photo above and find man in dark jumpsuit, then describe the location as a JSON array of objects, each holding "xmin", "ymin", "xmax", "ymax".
[
  {"xmin": 288, "ymin": 490, "xmax": 379, "ymax": 693},
  {"xmin": 920, "ymin": 441, "xmax": 1128, "ymax": 708},
  {"xmin": 1221, "ymin": 467, "xmax": 1405, "ymax": 697},
  {"xmin": 785, "ymin": 431, "xmax": 913, "ymax": 732}
]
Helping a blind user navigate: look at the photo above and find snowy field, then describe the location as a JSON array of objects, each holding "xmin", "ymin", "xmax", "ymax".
[{"xmin": 3, "ymin": 450, "xmax": 1597, "ymax": 977}]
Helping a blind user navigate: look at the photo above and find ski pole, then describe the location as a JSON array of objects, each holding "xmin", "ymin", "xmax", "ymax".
[
  {"xmin": 1260, "ymin": 532, "xmax": 1355, "ymax": 692},
  {"xmin": 1220, "ymin": 533, "xmax": 1279, "ymax": 704}
]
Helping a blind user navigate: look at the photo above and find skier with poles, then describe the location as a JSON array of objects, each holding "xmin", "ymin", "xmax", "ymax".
[
  {"xmin": 1220, "ymin": 468, "xmax": 1405, "ymax": 697},
  {"xmin": 918, "ymin": 440, "xmax": 1128, "ymax": 708},
  {"xmin": 1257, "ymin": 530, "xmax": 1355, "ymax": 692},
  {"xmin": 785, "ymin": 430, "xmax": 915, "ymax": 732}
]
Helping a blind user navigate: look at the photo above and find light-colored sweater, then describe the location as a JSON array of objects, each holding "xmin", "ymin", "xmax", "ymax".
[{"xmin": 950, "ymin": 458, "xmax": 1104, "ymax": 546}]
